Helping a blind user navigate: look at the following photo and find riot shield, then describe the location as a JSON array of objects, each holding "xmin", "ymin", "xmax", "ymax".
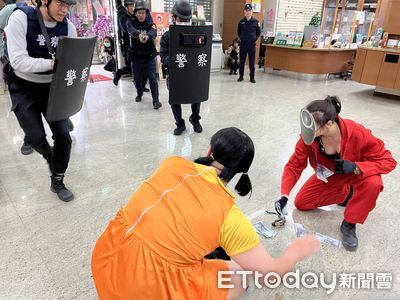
[
  {"xmin": 169, "ymin": 25, "xmax": 213, "ymax": 104},
  {"xmin": 46, "ymin": 36, "xmax": 97, "ymax": 121}
]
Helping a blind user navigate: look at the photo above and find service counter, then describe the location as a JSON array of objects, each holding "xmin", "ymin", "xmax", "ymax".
[
  {"xmin": 352, "ymin": 45, "xmax": 400, "ymax": 96},
  {"xmin": 265, "ymin": 45, "xmax": 356, "ymax": 75}
]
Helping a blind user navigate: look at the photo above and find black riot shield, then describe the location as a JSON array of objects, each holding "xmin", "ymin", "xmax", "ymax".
[
  {"xmin": 46, "ymin": 36, "xmax": 96, "ymax": 121},
  {"xmin": 169, "ymin": 25, "xmax": 213, "ymax": 105}
]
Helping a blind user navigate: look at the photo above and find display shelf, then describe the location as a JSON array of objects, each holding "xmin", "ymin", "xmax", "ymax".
[{"xmin": 320, "ymin": 0, "xmax": 380, "ymax": 48}]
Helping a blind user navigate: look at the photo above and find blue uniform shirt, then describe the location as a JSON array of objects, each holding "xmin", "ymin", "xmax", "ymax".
[
  {"xmin": 119, "ymin": 10, "xmax": 154, "ymax": 43},
  {"xmin": 160, "ymin": 30, "xmax": 169, "ymax": 67},
  {"xmin": 237, "ymin": 17, "xmax": 260, "ymax": 44},
  {"xmin": 126, "ymin": 17, "xmax": 157, "ymax": 58}
]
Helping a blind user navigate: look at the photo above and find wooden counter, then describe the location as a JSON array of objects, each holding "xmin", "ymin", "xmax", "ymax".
[
  {"xmin": 352, "ymin": 45, "xmax": 400, "ymax": 92},
  {"xmin": 265, "ymin": 45, "xmax": 356, "ymax": 74}
]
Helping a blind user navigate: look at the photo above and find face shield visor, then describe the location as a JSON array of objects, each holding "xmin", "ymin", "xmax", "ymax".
[{"xmin": 300, "ymin": 108, "xmax": 316, "ymax": 145}]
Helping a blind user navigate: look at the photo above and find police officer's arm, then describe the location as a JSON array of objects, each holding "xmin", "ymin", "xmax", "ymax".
[
  {"xmin": 237, "ymin": 20, "xmax": 241, "ymax": 39},
  {"xmin": 256, "ymin": 20, "xmax": 261, "ymax": 39},
  {"xmin": 160, "ymin": 31, "xmax": 169, "ymax": 67},
  {"xmin": 126, "ymin": 19, "xmax": 140, "ymax": 38},
  {"xmin": 119, "ymin": 16, "xmax": 129, "ymax": 37},
  {"xmin": 147, "ymin": 24, "xmax": 157, "ymax": 41},
  {"xmin": 4, "ymin": 10, "xmax": 52, "ymax": 72}
]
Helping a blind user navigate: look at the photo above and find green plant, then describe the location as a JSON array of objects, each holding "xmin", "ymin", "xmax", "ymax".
[{"xmin": 309, "ymin": 12, "xmax": 321, "ymax": 26}]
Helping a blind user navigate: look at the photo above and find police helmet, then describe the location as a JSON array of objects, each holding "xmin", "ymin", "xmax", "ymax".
[
  {"xmin": 133, "ymin": 0, "xmax": 149, "ymax": 13},
  {"xmin": 61, "ymin": 0, "xmax": 77, "ymax": 5},
  {"xmin": 171, "ymin": 0, "xmax": 192, "ymax": 20},
  {"xmin": 123, "ymin": 0, "xmax": 135, "ymax": 7},
  {"xmin": 36, "ymin": 0, "xmax": 76, "ymax": 7}
]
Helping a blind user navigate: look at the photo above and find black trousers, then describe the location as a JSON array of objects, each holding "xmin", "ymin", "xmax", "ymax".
[
  {"xmin": 8, "ymin": 76, "xmax": 72, "ymax": 174},
  {"xmin": 239, "ymin": 42, "xmax": 256, "ymax": 79},
  {"xmin": 119, "ymin": 45, "xmax": 148, "ymax": 87},
  {"xmin": 170, "ymin": 103, "xmax": 201, "ymax": 127},
  {"xmin": 132, "ymin": 57, "xmax": 159, "ymax": 103},
  {"xmin": 227, "ymin": 58, "xmax": 239, "ymax": 72}
]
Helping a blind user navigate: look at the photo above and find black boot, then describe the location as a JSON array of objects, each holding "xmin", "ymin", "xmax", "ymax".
[
  {"xmin": 113, "ymin": 70, "xmax": 122, "ymax": 86},
  {"xmin": 153, "ymin": 101, "xmax": 162, "ymax": 109},
  {"xmin": 338, "ymin": 185, "xmax": 353, "ymax": 207},
  {"xmin": 135, "ymin": 95, "xmax": 142, "ymax": 102},
  {"xmin": 340, "ymin": 220, "xmax": 358, "ymax": 251},
  {"xmin": 173, "ymin": 126, "xmax": 186, "ymax": 136},
  {"xmin": 173, "ymin": 121, "xmax": 186, "ymax": 136},
  {"xmin": 51, "ymin": 173, "xmax": 74, "ymax": 202},
  {"xmin": 21, "ymin": 142, "xmax": 33, "ymax": 155},
  {"xmin": 189, "ymin": 116, "xmax": 202, "ymax": 133}
]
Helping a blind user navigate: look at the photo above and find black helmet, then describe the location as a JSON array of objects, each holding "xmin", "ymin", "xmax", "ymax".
[
  {"xmin": 171, "ymin": 0, "xmax": 192, "ymax": 20},
  {"xmin": 123, "ymin": 0, "xmax": 135, "ymax": 6},
  {"xmin": 60, "ymin": 0, "xmax": 77, "ymax": 5},
  {"xmin": 36, "ymin": 0, "xmax": 76, "ymax": 7},
  {"xmin": 134, "ymin": 0, "xmax": 149, "ymax": 13}
]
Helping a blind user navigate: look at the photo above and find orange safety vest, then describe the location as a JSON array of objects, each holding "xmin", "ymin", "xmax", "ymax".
[{"xmin": 92, "ymin": 156, "xmax": 235, "ymax": 299}]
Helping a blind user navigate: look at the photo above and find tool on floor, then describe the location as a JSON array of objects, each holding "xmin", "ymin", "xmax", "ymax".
[{"xmin": 265, "ymin": 202, "xmax": 287, "ymax": 227}]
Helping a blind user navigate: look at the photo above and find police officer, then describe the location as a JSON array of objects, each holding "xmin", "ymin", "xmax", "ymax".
[
  {"xmin": 0, "ymin": 0, "xmax": 33, "ymax": 155},
  {"xmin": 4, "ymin": 0, "xmax": 77, "ymax": 202},
  {"xmin": 127, "ymin": 0, "xmax": 161, "ymax": 109},
  {"xmin": 114, "ymin": 0, "xmax": 151, "ymax": 90},
  {"xmin": 1, "ymin": 0, "xmax": 74, "ymax": 155},
  {"xmin": 160, "ymin": 0, "xmax": 202, "ymax": 136},
  {"xmin": 237, "ymin": 3, "xmax": 260, "ymax": 83},
  {"xmin": 113, "ymin": 0, "xmax": 134, "ymax": 86}
]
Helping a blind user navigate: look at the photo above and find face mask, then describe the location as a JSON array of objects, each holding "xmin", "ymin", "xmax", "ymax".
[{"xmin": 104, "ymin": 42, "xmax": 111, "ymax": 48}]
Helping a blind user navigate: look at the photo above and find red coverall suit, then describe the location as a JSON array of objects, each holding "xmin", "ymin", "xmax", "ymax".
[{"xmin": 281, "ymin": 117, "xmax": 397, "ymax": 224}]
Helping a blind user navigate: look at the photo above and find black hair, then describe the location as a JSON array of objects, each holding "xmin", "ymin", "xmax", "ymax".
[
  {"xmin": 232, "ymin": 37, "xmax": 240, "ymax": 46},
  {"xmin": 194, "ymin": 127, "xmax": 255, "ymax": 197},
  {"xmin": 306, "ymin": 96, "xmax": 342, "ymax": 126},
  {"xmin": 104, "ymin": 36, "xmax": 113, "ymax": 42}
]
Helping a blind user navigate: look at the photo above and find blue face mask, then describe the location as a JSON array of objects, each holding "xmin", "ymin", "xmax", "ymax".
[{"xmin": 104, "ymin": 42, "xmax": 111, "ymax": 48}]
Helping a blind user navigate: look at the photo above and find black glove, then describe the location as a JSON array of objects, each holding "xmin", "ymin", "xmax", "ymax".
[
  {"xmin": 334, "ymin": 159, "xmax": 356, "ymax": 174},
  {"xmin": 275, "ymin": 196, "xmax": 288, "ymax": 216}
]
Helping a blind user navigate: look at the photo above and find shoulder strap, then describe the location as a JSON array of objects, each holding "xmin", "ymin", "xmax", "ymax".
[{"xmin": 36, "ymin": 8, "xmax": 55, "ymax": 57}]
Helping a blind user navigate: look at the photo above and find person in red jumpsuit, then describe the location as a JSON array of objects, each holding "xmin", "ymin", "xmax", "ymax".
[{"xmin": 275, "ymin": 96, "xmax": 397, "ymax": 251}]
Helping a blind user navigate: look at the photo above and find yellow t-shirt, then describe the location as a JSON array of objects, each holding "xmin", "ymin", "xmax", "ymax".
[
  {"xmin": 195, "ymin": 163, "xmax": 260, "ymax": 257},
  {"xmin": 219, "ymin": 205, "xmax": 260, "ymax": 256}
]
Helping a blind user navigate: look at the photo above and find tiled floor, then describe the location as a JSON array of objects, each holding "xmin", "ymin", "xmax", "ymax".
[{"xmin": 0, "ymin": 66, "xmax": 399, "ymax": 299}]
